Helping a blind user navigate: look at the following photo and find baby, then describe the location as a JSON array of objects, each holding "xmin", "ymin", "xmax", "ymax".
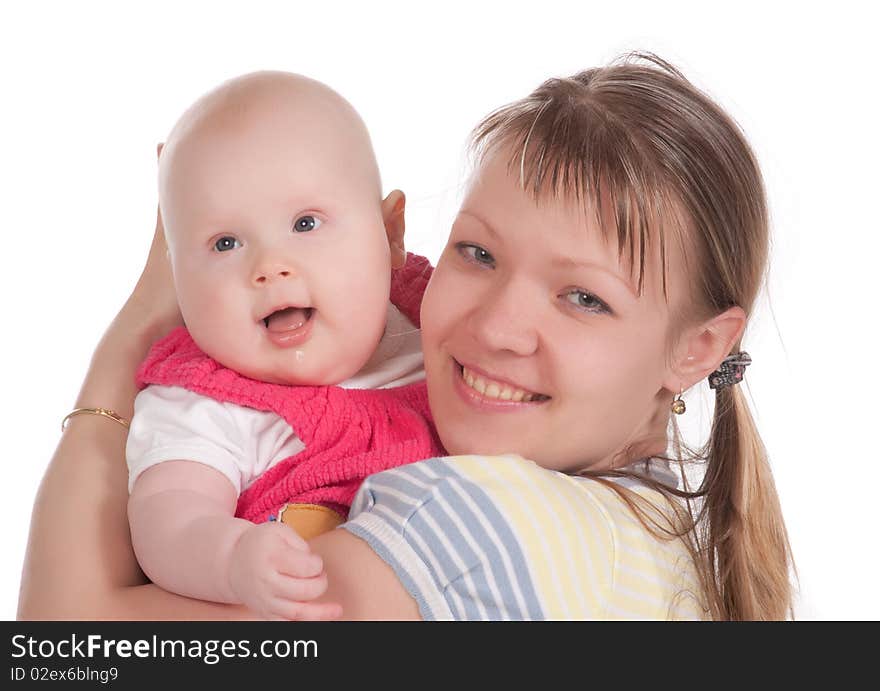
[{"xmin": 125, "ymin": 72, "xmax": 442, "ymax": 620}]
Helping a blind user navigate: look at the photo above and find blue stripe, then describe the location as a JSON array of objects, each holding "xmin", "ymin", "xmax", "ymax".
[
  {"xmin": 402, "ymin": 459, "xmax": 545, "ymax": 619},
  {"xmin": 360, "ymin": 472, "xmax": 434, "ymax": 521},
  {"xmin": 360, "ymin": 466, "xmax": 481, "ymax": 619},
  {"xmin": 400, "ymin": 461, "xmax": 512, "ymax": 620},
  {"xmin": 342, "ymin": 521, "xmax": 444, "ymax": 619},
  {"xmin": 347, "ymin": 458, "xmax": 549, "ymax": 620},
  {"xmin": 407, "ymin": 481, "xmax": 485, "ymax": 619},
  {"xmin": 361, "ymin": 470, "xmax": 468, "ymax": 617}
]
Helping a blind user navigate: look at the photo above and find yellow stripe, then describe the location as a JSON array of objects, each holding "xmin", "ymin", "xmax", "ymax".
[
  {"xmin": 509, "ymin": 459, "xmax": 583, "ymax": 617},
  {"xmin": 454, "ymin": 455, "xmax": 613, "ymax": 618},
  {"xmin": 547, "ymin": 470, "xmax": 617, "ymax": 616},
  {"xmin": 453, "ymin": 456, "xmax": 563, "ymax": 617},
  {"xmin": 576, "ymin": 481, "xmax": 703, "ymax": 618},
  {"xmin": 448, "ymin": 455, "xmax": 704, "ymax": 620}
]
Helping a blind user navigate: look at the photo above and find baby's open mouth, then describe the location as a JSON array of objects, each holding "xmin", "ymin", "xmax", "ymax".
[{"xmin": 262, "ymin": 306, "xmax": 314, "ymax": 333}]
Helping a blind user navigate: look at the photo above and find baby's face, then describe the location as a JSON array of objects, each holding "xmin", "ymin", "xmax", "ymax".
[{"xmin": 161, "ymin": 108, "xmax": 393, "ymax": 385}]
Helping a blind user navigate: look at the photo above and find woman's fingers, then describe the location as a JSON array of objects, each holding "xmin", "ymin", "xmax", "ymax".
[{"xmin": 125, "ymin": 141, "xmax": 183, "ymax": 336}]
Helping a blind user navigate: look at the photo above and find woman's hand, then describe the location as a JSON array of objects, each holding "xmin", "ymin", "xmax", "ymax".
[
  {"xmin": 119, "ymin": 144, "xmax": 183, "ymax": 342},
  {"xmin": 126, "ymin": 203, "xmax": 183, "ymax": 336}
]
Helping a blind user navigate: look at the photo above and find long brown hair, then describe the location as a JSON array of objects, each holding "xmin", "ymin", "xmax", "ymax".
[{"xmin": 471, "ymin": 53, "xmax": 794, "ymax": 620}]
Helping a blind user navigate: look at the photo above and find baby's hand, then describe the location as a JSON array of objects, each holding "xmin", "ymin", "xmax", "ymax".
[{"xmin": 227, "ymin": 522, "xmax": 341, "ymax": 620}]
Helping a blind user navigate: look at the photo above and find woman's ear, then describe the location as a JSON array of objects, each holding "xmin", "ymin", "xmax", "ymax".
[
  {"xmin": 381, "ymin": 189, "xmax": 407, "ymax": 269},
  {"xmin": 663, "ymin": 305, "xmax": 747, "ymax": 392}
]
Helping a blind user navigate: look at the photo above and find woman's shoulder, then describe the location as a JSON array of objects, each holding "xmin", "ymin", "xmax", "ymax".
[
  {"xmin": 372, "ymin": 454, "xmax": 669, "ymax": 525},
  {"xmin": 356, "ymin": 453, "xmax": 672, "ymax": 538},
  {"xmin": 352, "ymin": 455, "xmax": 706, "ymax": 619}
]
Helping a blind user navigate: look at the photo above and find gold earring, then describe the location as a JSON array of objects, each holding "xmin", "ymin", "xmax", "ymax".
[{"xmin": 671, "ymin": 387, "xmax": 686, "ymax": 415}]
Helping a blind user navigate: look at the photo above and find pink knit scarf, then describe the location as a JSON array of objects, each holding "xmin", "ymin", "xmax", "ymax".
[{"xmin": 136, "ymin": 253, "xmax": 444, "ymax": 522}]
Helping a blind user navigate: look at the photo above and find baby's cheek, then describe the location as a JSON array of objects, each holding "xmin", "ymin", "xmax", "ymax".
[
  {"xmin": 340, "ymin": 323, "xmax": 383, "ymax": 373},
  {"xmin": 187, "ymin": 319, "xmax": 230, "ymax": 361},
  {"xmin": 174, "ymin": 273, "xmax": 215, "ymax": 325}
]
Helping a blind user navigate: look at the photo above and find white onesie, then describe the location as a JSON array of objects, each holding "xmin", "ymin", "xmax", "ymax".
[{"xmin": 125, "ymin": 303, "xmax": 422, "ymax": 494}]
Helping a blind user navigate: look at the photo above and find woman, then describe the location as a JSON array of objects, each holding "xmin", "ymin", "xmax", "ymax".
[{"xmin": 18, "ymin": 54, "xmax": 794, "ymax": 621}]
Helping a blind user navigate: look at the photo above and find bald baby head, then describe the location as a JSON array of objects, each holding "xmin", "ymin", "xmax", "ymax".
[{"xmin": 159, "ymin": 71, "xmax": 382, "ymax": 242}]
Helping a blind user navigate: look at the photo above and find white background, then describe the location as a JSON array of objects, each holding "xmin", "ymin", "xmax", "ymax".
[{"xmin": 1, "ymin": 1, "xmax": 877, "ymax": 620}]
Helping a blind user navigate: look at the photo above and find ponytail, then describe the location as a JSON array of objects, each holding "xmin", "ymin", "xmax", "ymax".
[
  {"xmin": 587, "ymin": 385, "xmax": 796, "ymax": 620},
  {"xmin": 698, "ymin": 385, "xmax": 795, "ymax": 620}
]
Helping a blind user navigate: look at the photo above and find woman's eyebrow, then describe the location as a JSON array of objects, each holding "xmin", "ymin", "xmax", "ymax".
[
  {"xmin": 551, "ymin": 255, "xmax": 638, "ymax": 298},
  {"xmin": 457, "ymin": 209, "xmax": 501, "ymax": 240}
]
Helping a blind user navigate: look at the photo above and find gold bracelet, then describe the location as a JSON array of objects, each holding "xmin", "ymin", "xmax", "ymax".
[{"xmin": 61, "ymin": 407, "xmax": 131, "ymax": 432}]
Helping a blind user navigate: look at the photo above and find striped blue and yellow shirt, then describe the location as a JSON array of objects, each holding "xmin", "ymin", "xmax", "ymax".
[{"xmin": 343, "ymin": 454, "xmax": 705, "ymax": 620}]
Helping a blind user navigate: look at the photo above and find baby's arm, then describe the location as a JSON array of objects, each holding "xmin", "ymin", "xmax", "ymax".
[{"xmin": 128, "ymin": 460, "xmax": 341, "ymax": 620}]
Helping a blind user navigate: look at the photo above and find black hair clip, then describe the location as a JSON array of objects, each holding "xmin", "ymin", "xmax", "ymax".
[{"xmin": 708, "ymin": 351, "xmax": 752, "ymax": 390}]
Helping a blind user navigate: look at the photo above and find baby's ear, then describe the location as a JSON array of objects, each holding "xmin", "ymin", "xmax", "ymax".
[
  {"xmin": 381, "ymin": 189, "xmax": 407, "ymax": 269},
  {"xmin": 156, "ymin": 142, "xmax": 164, "ymax": 159}
]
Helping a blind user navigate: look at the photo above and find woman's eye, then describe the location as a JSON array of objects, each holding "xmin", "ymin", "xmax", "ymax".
[
  {"xmin": 562, "ymin": 289, "xmax": 610, "ymax": 314},
  {"xmin": 213, "ymin": 236, "xmax": 241, "ymax": 252},
  {"xmin": 293, "ymin": 215, "xmax": 322, "ymax": 233},
  {"xmin": 456, "ymin": 242, "xmax": 495, "ymax": 267}
]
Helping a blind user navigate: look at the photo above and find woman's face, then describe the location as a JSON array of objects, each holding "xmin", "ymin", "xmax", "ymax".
[{"xmin": 420, "ymin": 150, "xmax": 690, "ymax": 473}]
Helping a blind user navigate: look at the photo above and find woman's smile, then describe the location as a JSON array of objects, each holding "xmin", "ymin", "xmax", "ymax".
[{"xmin": 454, "ymin": 359, "xmax": 551, "ymax": 408}]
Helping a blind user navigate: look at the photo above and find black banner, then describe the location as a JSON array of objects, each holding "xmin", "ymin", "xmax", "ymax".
[{"xmin": 1, "ymin": 621, "xmax": 873, "ymax": 685}]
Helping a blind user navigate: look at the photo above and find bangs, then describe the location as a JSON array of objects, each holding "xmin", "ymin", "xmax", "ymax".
[{"xmin": 470, "ymin": 79, "xmax": 680, "ymax": 300}]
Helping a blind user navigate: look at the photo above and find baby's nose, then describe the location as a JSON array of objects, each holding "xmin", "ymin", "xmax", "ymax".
[{"xmin": 252, "ymin": 262, "xmax": 295, "ymax": 285}]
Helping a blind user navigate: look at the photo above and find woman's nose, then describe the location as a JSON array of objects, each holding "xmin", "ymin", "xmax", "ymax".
[{"xmin": 467, "ymin": 278, "xmax": 539, "ymax": 356}]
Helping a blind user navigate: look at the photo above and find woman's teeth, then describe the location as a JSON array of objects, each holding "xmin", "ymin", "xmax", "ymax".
[{"xmin": 461, "ymin": 366, "xmax": 544, "ymax": 402}]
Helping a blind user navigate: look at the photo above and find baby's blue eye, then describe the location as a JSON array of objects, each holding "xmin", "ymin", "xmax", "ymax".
[
  {"xmin": 456, "ymin": 242, "xmax": 495, "ymax": 267},
  {"xmin": 214, "ymin": 236, "xmax": 241, "ymax": 252},
  {"xmin": 293, "ymin": 215, "xmax": 322, "ymax": 233}
]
